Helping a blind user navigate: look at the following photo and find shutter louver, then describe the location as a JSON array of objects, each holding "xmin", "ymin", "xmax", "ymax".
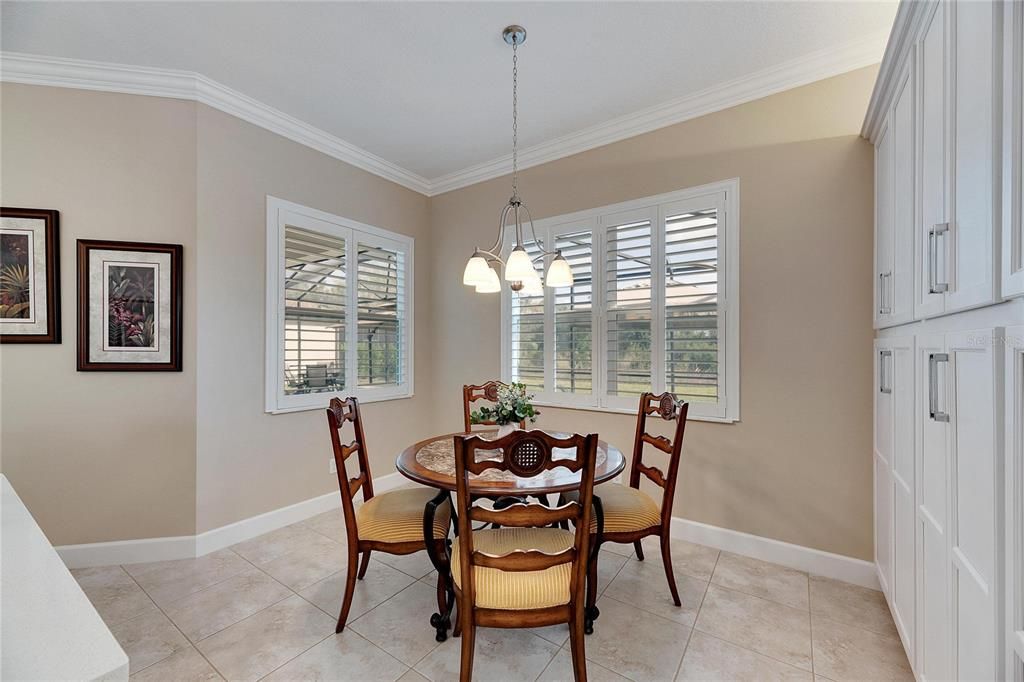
[
  {"xmin": 605, "ymin": 218, "xmax": 653, "ymax": 397},
  {"xmin": 283, "ymin": 225, "xmax": 346, "ymax": 395},
  {"xmin": 554, "ymin": 230, "xmax": 594, "ymax": 394},
  {"xmin": 664, "ymin": 208, "xmax": 719, "ymax": 402},
  {"xmin": 509, "ymin": 241, "xmax": 545, "ymax": 391},
  {"xmin": 357, "ymin": 242, "xmax": 406, "ymax": 388}
]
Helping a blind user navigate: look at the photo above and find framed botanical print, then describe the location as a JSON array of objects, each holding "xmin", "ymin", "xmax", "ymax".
[
  {"xmin": 77, "ymin": 239, "xmax": 182, "ymax": 371},
  {"xmin": 0, "ymin": 207, "xmax": 61, "ymax": 343}
]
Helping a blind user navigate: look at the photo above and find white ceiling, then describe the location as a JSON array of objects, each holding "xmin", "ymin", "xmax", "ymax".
[{"xmin": 1, "ymin": 1, "xmax": 896, "ymax": 188}]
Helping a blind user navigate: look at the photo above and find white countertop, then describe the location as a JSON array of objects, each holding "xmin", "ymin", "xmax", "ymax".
[{"xmin": 1, "ymin": 475, "xmax": 129, "ymax": 681}]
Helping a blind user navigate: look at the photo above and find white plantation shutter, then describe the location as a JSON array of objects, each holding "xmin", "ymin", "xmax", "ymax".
[
  {"xmin": 356, "ymin": 241, "xmax": 407, "ymax": 389},
  {"xmin": 553, "ymin": 228, "xmax": 595, "ymax": 398},
  {"xmin": 500, "ymin": 181, "xmax": 737, "ymax": 422},
  {"xmin": 509, "ymin": 240, "xmax": 545, "ymax": 391},
  {"xmin": 283, "ymin": 225, "xmax": 347, "ymax": 395},
  {"xmin": 267, "ymin": 199, "xmax": 413, "ymax": 413},
  {"xmin": 664, "ymin": 207, "xmax": 720, "ymax": 404},
  {"xmin": 605, "ymin": 210, "xmax": 655, "ymax": 402}
]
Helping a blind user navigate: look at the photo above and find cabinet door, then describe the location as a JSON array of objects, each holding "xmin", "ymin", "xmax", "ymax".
[
  {"xmin": 917, "ymin": 0, "xmax": 949, "ymax": 319},
  {"xmin": 1004, "ymin": 1, "xmax": 1024, "ymax": 299},
  {"xmin": 947, "ymin": 328, "xmax": 1000, "ymax": 681},
  {"xmin": 889, "ymin": 336, "xmax": 916, "ymax": 664},
  {"xmin": 892, "ymin": 60, "xmax": 917, "ymax": 325},
  {"xmin": 876, "ymin": 122, "xmax": 896, "ymax": 329},
  {"xmin": 948, "ymin": 1, "xmax": 999, "ymax": 313},
  {"xmin": 1005, "ymin": 326, "xmax": 1024, "ymax": 680},
  {"xmin": 916, "ymin": 331, "xmax": 949, "ymax": 680},
  {"xmin": 875, "ymin": 341, "xmax": 895, "ymax": 593}
]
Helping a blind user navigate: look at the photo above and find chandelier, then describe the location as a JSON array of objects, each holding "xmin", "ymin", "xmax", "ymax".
[{"xmin": 462, "ymin": 25, "xmax": 574, "ymax": 294}]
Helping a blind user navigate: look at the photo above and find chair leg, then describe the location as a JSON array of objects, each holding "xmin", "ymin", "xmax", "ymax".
[
  {"xmin": 459, "ymin": 607, "xmax": 476, "ymax": 682},
  {"xmin": 335, "ymin": 544, "xmax": 359, "ymax": 632},
  {"xmin": 584, "ymin": 543, "xmax": 599, "ymax": 635},
  {"xmin": 659, "ymin": 534, "xmax": 682, "ymax": 607},
  {"xmin": 357, "ymin": 550, "xmax": 371, "ymax": 580},
  {"xmin": 568, "ymin": 603, "xmax": 589, "ymax": 682},
  {"xmin": 634, "ymin": 540, "xmax": 645, "ymax": 561}
]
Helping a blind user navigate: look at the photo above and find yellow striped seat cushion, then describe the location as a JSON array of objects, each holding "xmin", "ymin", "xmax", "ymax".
[
  {"xmin": 356, "ymin": 487, "xmax": 451, "ymax": 543},
  {"xmin": 451, "ymin": 528, "xmax": 575, "ymax": 610},
  {"xmin": 566, "ymin": 483, "xmax": 662, "ymax": 533}
]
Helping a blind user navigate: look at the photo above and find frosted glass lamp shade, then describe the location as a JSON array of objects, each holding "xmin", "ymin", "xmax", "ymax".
[
  {"xmin": 545, "ymin": 253, "xmax": 574, "ymax": 288},
  {"xmin": 521, "ymin": 269, "xmax": 544, "ymax": 295},
  {"xmin": 475, "ymin": 265, "xmax": 501, "ymax": 293},
  {"xmin": 462, "ymin": 254, "xmax": 491, "ymax": 286},
  {"xmin": 504, "ymin": 247, "xmax": 535, "ymax": 282}
]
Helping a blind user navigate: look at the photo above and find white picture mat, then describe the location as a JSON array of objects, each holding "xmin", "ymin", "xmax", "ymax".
[
  {"xmin": 0, "ymin": 217, "xmax": 48, "ymax": 334},
  {"xmin": 101, "ymin": 261, "xmax": 160, "ymax": 352},
  {"xmin": 88, "ymin": 249, "xmax": 172, "ymax": 364}
]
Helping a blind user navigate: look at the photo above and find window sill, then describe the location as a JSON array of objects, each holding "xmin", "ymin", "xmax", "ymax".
[
  {"xmin": 267, "ymin": 391, "xmax": 414, "ymax": 415},
  {"xmin": 530, "ymin": 400, "xmax": 739, "ymax": 424}
]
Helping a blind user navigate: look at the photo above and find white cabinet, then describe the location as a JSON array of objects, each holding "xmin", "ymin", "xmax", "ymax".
[
  {"xmin": 947, "ymin": 0, "xmax": 998, "ymax": 313},
  {"xmin": 876, "ymin": 122, "xmax": 895, "ymax": 329},
  {"xmin": 875, "ymin": 59, "xmax": 916, "ymax": 329},
  {"xmin": 916, "ymin": 0, "xmax": 948, "ymax": 320},
  {"xmin": 915, "ymin": 328, "xmax": 1002, "ymax": 681},
  {"xmin": 1004, "ymin": 1, "xmax": 1024, "ymax": 299},
  {"xmin": 1005, "ymin": 326, "xmax": 1024, "ymax": 680},
  {"xmin": 916, "ymin": 0, "xmax": 1000, "ymax": 318},
  {"xmin": 875, "ymin": 336, "xmax": 916, "ymax": 662}
]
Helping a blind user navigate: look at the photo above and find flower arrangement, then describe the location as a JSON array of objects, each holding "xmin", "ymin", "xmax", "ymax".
[{"xmin": 470, "ymin": 382, "xmax": 540, "ymax": 428}]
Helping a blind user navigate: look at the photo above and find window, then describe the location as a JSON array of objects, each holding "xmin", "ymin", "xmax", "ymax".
[
  {"xmin": 266, "ymin": 197, "xmax": 413, "ymax": 413},
  {"xmin": 501, "ymin": 180, "xmax": 739, "ymax": 422}
]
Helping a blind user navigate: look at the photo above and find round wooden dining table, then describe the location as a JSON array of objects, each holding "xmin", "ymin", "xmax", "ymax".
[{"xmin": 395, "ymin": 430, "xmax": 626, "ymax": 641}]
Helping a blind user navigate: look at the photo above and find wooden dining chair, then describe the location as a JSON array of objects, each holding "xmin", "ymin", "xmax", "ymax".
[
  {"xmin": 451, "ymin": 429, "xmax": 599, "ymax": 682},
  {"xmin": 462, "ymin": 381, "xmax": 526, "ymax": 432},
  {"xmin": 326, "ymin": 397, "xmax": 452, "ymax": 633},
  {"xmin": 570, "ymin": 392, "xmax": 689, "ymax": 632}
]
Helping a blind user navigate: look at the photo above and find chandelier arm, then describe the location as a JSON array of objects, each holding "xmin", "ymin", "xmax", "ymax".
[{"xmin": 519, "ymin": 202, "xmax": 554, "ymax": 256}]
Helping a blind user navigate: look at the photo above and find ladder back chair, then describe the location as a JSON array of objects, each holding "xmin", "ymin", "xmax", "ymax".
[
  {"xmin": 452, "ymin": 429, "xmax": 599, "ymax": 682},
  {"xmin": 462, "ymin": 380, "xmax": 526, "ymax": 432},
  {"xmin": 571, "ymin": 392, "xmax": 689, "ymax": 632},
  {"xmin": 326, "ymin": 397, "xmax": 452, "ymax": 633}
]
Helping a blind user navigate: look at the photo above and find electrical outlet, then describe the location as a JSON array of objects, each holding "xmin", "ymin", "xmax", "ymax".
[{"xmin": 329, "ymin": 458, "xmax": 337, "ymax": 474}]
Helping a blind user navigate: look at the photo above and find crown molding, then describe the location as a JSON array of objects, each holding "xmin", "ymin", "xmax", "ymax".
[
  {"xmin": 429, "ymin": 31, "xmax": 890, "ymax": 195},
  {"xmin": 2, "ymin": 34, "xmax": 888, "ymax": 198},
  {"xmin": 861, "ymin": 1, "xmax": 932, "ymax": 143},
  {"xmin": 0, "ymin": 52, "xmax": 433, "ymax": 195}
]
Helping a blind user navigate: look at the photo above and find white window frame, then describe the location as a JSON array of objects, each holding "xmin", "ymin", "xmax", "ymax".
[
  {"xmin": 265, "ymin": 196, "xmax": 414, "ymax": 414},
  {"xmin": 500, "ymin": 179, "xmax": 740, "ymax": 423}
]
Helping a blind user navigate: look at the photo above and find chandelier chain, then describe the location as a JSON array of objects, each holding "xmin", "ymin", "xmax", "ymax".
[{"xmin": 511, "ymin": 40, "xmax": 518, "ymax": 200}]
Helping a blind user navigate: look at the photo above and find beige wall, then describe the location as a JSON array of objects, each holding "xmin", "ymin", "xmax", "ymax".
[
  {"xmin": 0, "ymin": 66, "xmax": 878, "ymax": 560},
  {"xmin": 428, "ymin": 66, "xmax": 879, "ymax": 560},
  {"xmin": 194, "ymin": 105, "xmax": 434, "ymax": 533},
  {"xmin": 0, "ymin": 84, "xmax": 199, "ymax": 545}
]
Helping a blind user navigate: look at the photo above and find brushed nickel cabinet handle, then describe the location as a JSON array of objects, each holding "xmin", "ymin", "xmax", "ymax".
[
  {"xmin": 880, "ymin": 350, "xmax": 893, "ymax": 394},
  {"xmin": 928, "ymin": 352, "xmax": 950, "ymax": 422}
]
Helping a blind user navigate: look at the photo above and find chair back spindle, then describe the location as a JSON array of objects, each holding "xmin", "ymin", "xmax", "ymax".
[
  {"xmin": 326, "ymin": 397, "xmax": 376, "ymax": 532},
  {"xmin": 462, "ymin": 380, "xmax": 527, "ymax": 432},
  {"xmin": 453, "ymin": 430, "xmax": 598, "ymax": 593},
  {"xmin": 629, "ymin": 392, "xmax": 689, "ymax": 526}
]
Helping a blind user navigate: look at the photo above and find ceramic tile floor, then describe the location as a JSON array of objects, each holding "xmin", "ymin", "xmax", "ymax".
[{"xmin": 73, "ymin": 506, "xmax": 913, "ymax": 681}]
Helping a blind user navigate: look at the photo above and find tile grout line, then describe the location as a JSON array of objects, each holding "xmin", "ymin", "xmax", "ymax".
[
  {"xmin": 119, "ymin": 564, "xmax": 230, "ymax": 680},
  {"xmin": 672, "ymin": 549, "xmax": 721, "ymax": 680}
]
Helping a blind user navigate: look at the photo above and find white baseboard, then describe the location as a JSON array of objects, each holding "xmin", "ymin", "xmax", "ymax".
[
  {"xmin": 670, "ymin": 516, "xmax": 879, "ymax": 590},
  {"xmin": 57, "ymin": 471, "xmax": 413, "ymax": 569},
  {"xmin": 55, "ymin": 534, "xmax": 197, "ymax": 569},
  {"xmin": 57, "ymin": 474, "xmax": 877, "ymax": 590}
]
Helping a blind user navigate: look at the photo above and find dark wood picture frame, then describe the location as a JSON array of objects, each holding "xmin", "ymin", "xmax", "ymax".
[
  {"xmin": 0, "ymin": 207, "xmax": 61, "ymax": 344},
  {"xmin": 77, "ymin": 239, "xmax": 183, "ymax": 372}
]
